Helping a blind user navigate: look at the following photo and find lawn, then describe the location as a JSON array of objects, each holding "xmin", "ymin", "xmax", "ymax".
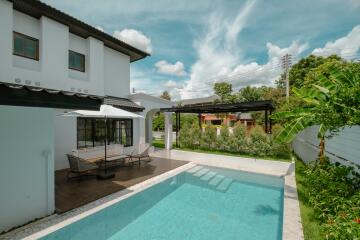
[{"xmin": 295, "ymin": 159, "xmax": 324, "ymax": 240}]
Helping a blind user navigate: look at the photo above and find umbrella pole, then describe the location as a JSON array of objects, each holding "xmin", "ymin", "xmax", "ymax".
[
  {"xmin": 97, "ymin": 116, "xmax": 114, "ymax": 180},
  {"xmin": 105, "ymin": 117, "xmax": 107, "ymax": 174}
]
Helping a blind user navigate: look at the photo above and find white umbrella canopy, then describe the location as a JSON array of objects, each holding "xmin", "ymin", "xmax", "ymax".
[
  {"xmin": 62, "ymin": 104, "xmax": 144, "ymax": 118},
  {"xmin": 61, "ymin": 104, "xmax": 143, "ymax": 179}
]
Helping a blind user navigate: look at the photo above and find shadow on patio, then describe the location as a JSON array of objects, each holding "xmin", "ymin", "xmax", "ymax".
[{"xmin": 55, "ymin": 157, "xmax": 188, "ymax": 213}]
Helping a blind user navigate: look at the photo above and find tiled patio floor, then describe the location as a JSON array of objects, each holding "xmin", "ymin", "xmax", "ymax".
[{"xmin": 55, "ymin": 157, "xmax": 188, "ymax": 213}]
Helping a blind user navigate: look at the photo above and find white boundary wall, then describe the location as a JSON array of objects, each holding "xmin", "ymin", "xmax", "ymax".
[{"xmin": 293, "ymin": 125, "xmax": 360, "ymax": 169}]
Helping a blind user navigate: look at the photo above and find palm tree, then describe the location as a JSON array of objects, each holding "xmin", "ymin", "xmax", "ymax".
[{"xmin": 272, "ymin": 68, "xmax": 360, "ymax": 164}]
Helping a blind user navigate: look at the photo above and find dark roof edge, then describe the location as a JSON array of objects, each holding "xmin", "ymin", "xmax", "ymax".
[{"xmin": 9, "ymin": 0, "xmax": 150, "ymax": 62}]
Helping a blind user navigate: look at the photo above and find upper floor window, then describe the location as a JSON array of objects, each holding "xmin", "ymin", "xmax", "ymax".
[
  {"xmin": 69, "ymin": 50, "xmax": 85, "ymax": 72},
  {"xmin": 13, "ymin": 32, "xmax": 39, "ymax": 60}
]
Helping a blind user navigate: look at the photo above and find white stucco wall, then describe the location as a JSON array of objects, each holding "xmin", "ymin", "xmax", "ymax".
[
  {"xmin": 104, "ymin": 47, "xmax": 130, "ymax": 97},
  {"xmin": 0, "ymin": 2, "xmax": 130, "ymax": 98},
  {"xmin": 54, "ymin": 109, "xmax": 77, "ymax": 170},
  {"xmin": 0, "ymin": 106, "xmax": 55, "ymax": 232},
  {"xmin": 129, "ymin": 93, "xmax": 174, "ymax": 147}
]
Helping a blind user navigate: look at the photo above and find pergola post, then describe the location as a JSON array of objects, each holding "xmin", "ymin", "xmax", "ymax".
[
  {"xmin": 265, "ymin": 107, "xmax": 268, "ymax": 134},
  {"xmin": 175, "ymin": 111, "xmax": 179, "ymax": 148}
]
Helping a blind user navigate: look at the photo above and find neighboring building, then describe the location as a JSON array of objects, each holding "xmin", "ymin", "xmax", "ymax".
[
  {"xmin": 202, "ymin": 113, "xmax": 254, "ymax": 127},
  {"xmin": 0, "ymin": 0, "xmax": 173, "ymax": 232},
  {"xmin": 177, "ymin": 95, "xmax": 254, "ymax": 128}
]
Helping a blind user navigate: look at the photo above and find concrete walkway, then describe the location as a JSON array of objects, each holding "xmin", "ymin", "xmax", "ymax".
[{"xmin": 151, "ymin": 149, "xmax": 292, "ymax": 177}]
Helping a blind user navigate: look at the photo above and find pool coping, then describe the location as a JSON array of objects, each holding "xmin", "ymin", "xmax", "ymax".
[{"xmin": 1, "ymin": 154, "xmax": 304, "ymax": 240}]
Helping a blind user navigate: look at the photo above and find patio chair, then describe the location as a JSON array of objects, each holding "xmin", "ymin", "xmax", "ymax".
[
  {"xmin": 127, "ymin": 143, "xmax": 153, "ymax": 167},
  {"xmin": 66, "ymin": 154, "xmax": 99, "ymax": 181}
]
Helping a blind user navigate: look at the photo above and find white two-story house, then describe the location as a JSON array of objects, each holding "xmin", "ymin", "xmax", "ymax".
[{"xmin": 0, "ymin": 0, "xmax": 174, "ymax": 233}]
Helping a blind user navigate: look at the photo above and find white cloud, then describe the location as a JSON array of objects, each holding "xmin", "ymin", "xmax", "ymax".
[
  {"xmin": 155, "ymin": 60, "xmax": 186, "ymax": 76},
  {"xmin": 312, "ymin": 25, "xmax": 360, "ymax": 59},
  {"xmin": 164, "ymin": 80, "xmax": 180, "ymax": 88},
  {"xmin": 177, "ymin": 0, "xmax": 308, "ymax": 100},
  {"xmin": 113, "ymin": 29, "xmax": 152, "ymax": 54}
]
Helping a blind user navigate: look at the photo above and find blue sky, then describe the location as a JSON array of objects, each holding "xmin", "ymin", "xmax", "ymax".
[{"xmin": 43, "ymin": 0, "xmax": 360, "ymax": 100}]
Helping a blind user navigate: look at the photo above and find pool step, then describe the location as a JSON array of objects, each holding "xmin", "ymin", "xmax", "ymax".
[
  {"xmin": 193, "ymin": 168, "xmax": 209, "ymax": 177},
  {"xmin": 200, "ymin": 171, "xmax": 217, "ymax": 181},
  {"xmin": 216, "ymin": 178, "xmax": 233, "ymax": 192},
  {"xmin": 186, "ymin": 166, "xmax": 203, "ymax": 174},
  {"xmin": 209, "ymin": 175, "xmax": 225, "ymax": 186}
]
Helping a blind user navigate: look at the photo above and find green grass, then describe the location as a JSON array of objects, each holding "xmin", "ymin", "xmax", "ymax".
[
  {"xmin": 152, "ymin": 139, "xmax": 166, "ymax": 148},
  {"xmin": 295, "ymin": 159, "xmax": 324, "ymax": 240}
]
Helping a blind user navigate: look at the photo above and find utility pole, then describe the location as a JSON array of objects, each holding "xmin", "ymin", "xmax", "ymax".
[{"xmin": 281, "ymin": 54, "xmax": 292, "ymax": 99}]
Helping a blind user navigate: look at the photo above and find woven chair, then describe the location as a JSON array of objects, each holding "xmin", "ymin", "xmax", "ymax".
[
  {"xmin": 66, "ymin": 154, "xmax": 99, "ymax": 181},
  {"xmin": 127, "ymin": 143, "xmax": 153, "ymax": 167}
]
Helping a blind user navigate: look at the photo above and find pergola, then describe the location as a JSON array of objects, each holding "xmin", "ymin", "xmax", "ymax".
[{"xmin": 160, "ymin": 100, "xmax": 275, "ymax": 147}]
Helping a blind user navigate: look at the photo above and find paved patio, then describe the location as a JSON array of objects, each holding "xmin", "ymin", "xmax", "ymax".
[{"xmin": 55, "ymin": 157, "xmax": 188, "ymax": 213}]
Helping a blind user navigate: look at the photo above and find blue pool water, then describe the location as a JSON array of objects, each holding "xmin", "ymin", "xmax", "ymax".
[{"xmin": 42, "ymin": 166, "xmax": 284, "ymax": 240}]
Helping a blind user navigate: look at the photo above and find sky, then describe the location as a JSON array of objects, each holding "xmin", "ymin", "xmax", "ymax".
[{"xmin": 42, "ymin": 0, "xmax": 360, "ymax": 100}]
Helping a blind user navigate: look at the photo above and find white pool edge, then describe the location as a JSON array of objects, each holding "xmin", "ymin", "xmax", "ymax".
[{"xmin": 283, "ymin": 163, "xmax": 304, "ymax": 240}]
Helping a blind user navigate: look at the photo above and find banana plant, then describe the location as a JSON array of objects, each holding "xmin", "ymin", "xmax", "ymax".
[{"xmin": 272, "ymin": 68, "xmax": 360, "ymax": 164}]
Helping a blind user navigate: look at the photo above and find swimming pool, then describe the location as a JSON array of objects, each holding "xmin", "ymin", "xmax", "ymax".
[{"xmin": 42, "ymin": 165, "xmax": 284, "ymax": 240}]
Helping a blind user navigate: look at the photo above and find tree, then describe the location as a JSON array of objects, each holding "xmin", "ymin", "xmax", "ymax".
[
  {"xmin": 276, "ymin": 54, "xmax": 342, "ymax": 90},
  {"xmin": 273, "ymin": 65, "xmax": 360, "ymax": 163},
  {"xmin": 236, "ymin": 86, "xmax": 263, "ymax": 102},
  {"xmin": 160, "ymin": 91, "xmax": 171, "ymax": 101},
  {"xmin": 214, "ymin": 82, "xmax": 233, "ymax": 102}
]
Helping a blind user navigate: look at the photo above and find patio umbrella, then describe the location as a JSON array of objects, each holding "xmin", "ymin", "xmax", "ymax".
[{"xmin": 62, "ymin": 104, "xmax": 144, "ymax": 179}]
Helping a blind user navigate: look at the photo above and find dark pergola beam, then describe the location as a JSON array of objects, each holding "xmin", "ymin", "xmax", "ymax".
[{"xmin": 161, "ymin": 100, "xmax": 276, "ymax": 135}]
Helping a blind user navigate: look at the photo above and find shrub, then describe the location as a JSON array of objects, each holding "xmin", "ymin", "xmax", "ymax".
[
  {"xmin": 248, "ymin": 125, "xmax": 271, "ymax": 157},
  {"xmin": 217, "ymin": 125, "xmax": 230, "ymax": 151},
  {"xmin": 179, "ymin": 123, "xmax": 201, "ymax": 149},
  {"xmin": 200, "ymin": 125, "xmax": 217, "ymax": 149},
  {"xmin": 304, "ymin": 161, "xmax": 360, "ymax": 239},
  {"xmin": 270, "ymin": 124, "xmax": 291, "ymax": 159},
  {"xmin": 229, "ymin": 122, "xmax": 247, "ymax": 153}
]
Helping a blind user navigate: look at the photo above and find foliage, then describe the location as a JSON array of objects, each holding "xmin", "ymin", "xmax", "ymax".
[
  {"xmin": 273, "ymin": 64, "xmax": 360, "ymax": 162},
  {"xmin": 160, "ymin": 91, "xmax": 171, "ymax": 101},
  {"xmin": 295, "ymin": 159, "xmax": 326, "ymax": 240},
  {"xmin": 213, "ymin": 82, "xmax": 234, "ymax": 102},
  {"xmin": 216, "ymin": 124, "xmax": 230, "ymax": 150},
  {"xmin": 200, "ymin": 125, "xmax": 217, "ymax": 149},
  {"xmin": 179, "ymin": 123, "xmax": 201, "ymax": 149},
  {"xmin": 269, "ymin": 124, "xmax": 292, "ymax": 159},
  {"xmin": 152, "ymin": 112, "xmax": 165, "ymax": 131},
  {"xmin": 178, "ymin": 123, "xmax": 291, "ymax": 159},
  {"xmin": 236, "ymin": 86, "xmax": 263, "ymax": 102},
  {"xmin": 276, "ymin": 54, "xmax": 341, "ymax": 89},
  {"xmin": 302, "ymin": 161, "xmax": 360, "ymax": 239},
  {"xmin": 248, "ymin": 125, "xmax": 271, "ymax": 157},
  {"xmin": 152, "ymin": 113, "xmax": 198, "ymax": 131},
  {"xmin": 229, "ymin": 122, "xmax": 247, "ymax": 153}
]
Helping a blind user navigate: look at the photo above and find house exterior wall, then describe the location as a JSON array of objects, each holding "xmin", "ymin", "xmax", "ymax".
[
  {"xmin": 0, "ymin": 1, "xmax": 130, "ymax": 98},
  {"xmin": 293, "ymin": 125, "xmax": 360, "ymax": 171},
  {"xmin": 0, "ymin": 105, "xmax": 54, "ymax": 232}
]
